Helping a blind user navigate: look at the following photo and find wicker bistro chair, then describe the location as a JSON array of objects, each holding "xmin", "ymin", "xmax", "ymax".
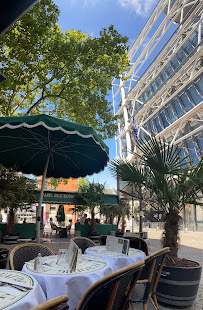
[
  {"xmin": 71, "ymin": 237, "xmax": 96, "ymax": 254},
  {"xmin": 10, "ymin": 243, "xmax": 55, "ymax": 271},
  {"xmin": 66, "ymin": 223, "xmax": 72, "ymax": 236},
  {"xmin": 29, "ymin": 296, "xmax": 69, "ymax": 310},
  {"xmin": 125, "ymin": 237, "xmax": 149, "ymax": 256},
  {"xmin": 129, "ymin": 247, "xmax": 170, "ymax": 310},
  {"xmin": 99, "ymin": 235, "xmax": 107, "ymax": 245},
  {"xmin": 76, "ymin": 260, "xmax": 145, "ymax": 310}
]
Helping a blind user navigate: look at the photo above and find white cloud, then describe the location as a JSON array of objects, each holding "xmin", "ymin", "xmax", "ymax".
[{"xmin": 118, "ymin": 0, "xmax": 157, "ymax": 17}]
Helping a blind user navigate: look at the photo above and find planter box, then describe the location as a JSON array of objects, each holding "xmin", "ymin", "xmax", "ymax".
[
  {"xmin": 75, "ymin": 224, "xmax": 117, "ymax": 237},
  {"xmin": 157, "ymin": 263, "xmax": 202, "ymax": 307},
  {"xmin": 0, "ymin": 223, "xmax": 36, "ymax": 239},
  {"xmin": 0, "ymin": 248, "xmax": 9, "ymax": 269}
]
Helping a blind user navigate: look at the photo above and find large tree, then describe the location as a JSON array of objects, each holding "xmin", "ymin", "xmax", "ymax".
[
  {"xmin": 0, "ymin": 0, "xmax": 129, "ymax": 139},
  {"xmin": 74, "ymin": 181, "xmax": 106, "ymax": 235},
  {"xmin": 0, "ymin": 165, "xmax": 36, "ymax": 234}
]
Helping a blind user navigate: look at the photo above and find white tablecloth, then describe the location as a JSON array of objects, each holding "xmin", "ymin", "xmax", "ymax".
[
  {"xmin": 22, "ymin": 254, "xmax": 113, "ymax": 310},
  {"xmin": 0, "ymin": 269, "xmax": 46, "ymax": 310},
  {"xmin": 85, "ymin": 246, "xmax": 146, "ymax": 272}
]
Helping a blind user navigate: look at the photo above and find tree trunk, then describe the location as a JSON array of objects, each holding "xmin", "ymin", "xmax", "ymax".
[
  {"xmin": 117, "ymin": 216, "xmax": 121, "ymax": 230},
  {"xmin": 7, "ymin": 209, "xmax": 15, "ymax": 234},
  {"xmin": 161, "ymin": 210, "xmax": 182, "ymax": 265},
  {"xmin": 90, "ymin": 209, "xmax": 96, "ymax": 234},
  {"xmin": 121, "ymin": 217, "xmax": 126, "ymax": 233}
]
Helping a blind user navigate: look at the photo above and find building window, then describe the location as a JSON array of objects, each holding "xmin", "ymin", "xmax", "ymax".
[
  {"xmin": 166, "ymin": 105, "xmax": 176, "ymax": 123},
  {"xmin": 154, "ymin": 116, "xmax": 163, "ymax": 133},
  {"xmin": 171, "ymin": 56, "xmax": 179, "ymax": 69},
  {"xmin": 50, "ymin": 204, "xmax": 56, "ymax": 214},
  {"xmin": 176, "ymin": 48, "xmax": 187, "ymax": 62},
  {"xmin": 189, "ymin": 31, "xmax": 198, "ymax": 47},
  {"xmin": 160, "ymin": 70, "xmax": 168, "ymax": 81},
  {"xmin": 187, "ymin": 141, "xmax": 200, "ymax": 164},
  {"xmin": 187, "ymin": 85, "xmax": 202, "ymax": 105},
  {"xmin": 174, "ymin": 98, "xmax": 185, "ymax": 117},
  {"xmin": 160, "ymin": 111, "xmax": 170, "ymax": 128},
  {"xmin": 196, "ymin": 76, "xmax": 203, "ymax": 94},
  {"xmin": 196, "ymin": 136, "xmax": 203, "ymax": 156},
  {"xmin": 179, "ymin": 93, "xmax": 194, "ymax": 112},
  {"xmin": 183, "ymin": 41, "xmax": 193, "ymax": 55},
  {"xmin": 165, "ymin": 63, "xmax": 173, "ymax": 76}
]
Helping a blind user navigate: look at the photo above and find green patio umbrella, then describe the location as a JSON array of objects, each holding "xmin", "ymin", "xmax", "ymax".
[
  {"xmin": 0, "ymin": 114, "xmax": 109, "ymax": 242},
  {"xmin": 56, "ymin": 204, "xmax": 65, "ymax": 224}
]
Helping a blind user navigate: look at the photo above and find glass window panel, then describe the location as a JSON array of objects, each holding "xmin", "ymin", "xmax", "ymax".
[
  {"xmin": 179, "ymin": 147, "xmax": 188, "ymax": 164},
  {"xmin": 149, "ymin": 121, "xmax": 157, "ymax": 134},
  {"xmin": 189, "ymin": 31, "xmax": 198, "ymax": 46},
  {"xmin": 154, "ymin": 116, "xmax": 162, "ymax": 133},
  {"xmin": 187, "ymin": 142, "xmax": 199, "ymax": 165},
  {"xmin": 166, "ymin": 105, "xmax": 176, "ymax": 123},
  {"xmin": 165, "ymin": 63, "xmax": 173, "ymax": 76},
  {"xmin": 156, "ymin": 76, "xmax": 162, "ymax": 87},
  {"xmin": 171, "ymin": 56, "xmax": 179, "ymax": 69},
  {"xmin": 196, "ymin": 136, "xmax": 203, "ymax": 156},
  {"xmin": 196, "ymin": 77, "xmax": 203, "ymax": 94},
  {"xmin": 174, "ymin": 98, "xmax": 184, "ymax": 117},
  {"xmin": 180, "ymin": 93, "xmax": 193, "ymax": 111},
  {"xmin": 140, "ymin": 130, "xmax": 144, "ymax": 140},
  {"xmin": 152, "ymin": 82, "xmax": 158, "ymax": 91},
  {"xmin": 176, "ymin": 48, "xmax": 186, "ymax": 62},
  {"xmin": 160, "ymin": 111, "xmax": 170, "ymax": 128},
  {"xmin": 188, "ymin": 85, "xmax": 202, "ymax": 105},
  {"xmin": 160, "ymin": 70, "xmax": 168, "ymax": 81},
  {"xmin": 183, "ymin": 41, "xmax": 193, "ymax": 55},
  {"xmin": 143, "ymin": 92, "xmax": 148, "ymax": 102}
]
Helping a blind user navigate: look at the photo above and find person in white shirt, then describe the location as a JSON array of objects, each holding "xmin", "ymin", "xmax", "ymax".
[{"xmin": 80, "ymin": 214, "xmax": 87, "ymax": 225}]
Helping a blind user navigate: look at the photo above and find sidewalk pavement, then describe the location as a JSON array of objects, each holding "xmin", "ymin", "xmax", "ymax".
[{"xmin": 1, "ymin": 230, "xmax": 202, "ymax": 309}]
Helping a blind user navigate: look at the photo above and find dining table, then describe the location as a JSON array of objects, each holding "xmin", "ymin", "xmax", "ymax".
[
  {"xmin": 85, "ymin": 245, "xmax": 146, "ymax": 272},
  {"xmin": 0, "ymin": 269, "xmax": 46, "ymax": 310},
  {"xmin": 22, "ymin": 254, "xmax": 113, "ymax": 310}
]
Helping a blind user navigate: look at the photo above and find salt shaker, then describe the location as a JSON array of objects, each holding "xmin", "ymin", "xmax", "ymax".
[{"xmin": 34, "ymin": 253, "xmax": 42, "ymax": 271}]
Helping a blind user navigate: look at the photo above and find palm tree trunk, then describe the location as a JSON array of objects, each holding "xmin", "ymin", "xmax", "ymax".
[{"xmin": 161, "ymin": 210, "xmax": 182, "ymax": 265}]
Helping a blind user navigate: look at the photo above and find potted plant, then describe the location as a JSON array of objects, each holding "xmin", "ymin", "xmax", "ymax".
[
  {"xmin": 0, "ymin": 164, "xmax": 36, "ymax": 243},
  {"xmin": 100, "ymin": 200, "xmax": 130, "ymax": 236},
  {"xmin": 74, "ymin": 181, "xmax": 106, "ymax": 240},
  {"xmin": 110, "ymin": 137, "xmax": 202, "ymax": 307}
]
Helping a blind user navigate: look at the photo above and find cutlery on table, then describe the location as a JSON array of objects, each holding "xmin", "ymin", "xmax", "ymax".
[{"xmin": 0, "ymin": 281, "xmax": 32, "ymax": 292}]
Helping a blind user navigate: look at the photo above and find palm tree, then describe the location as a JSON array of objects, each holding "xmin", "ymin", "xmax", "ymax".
[{"xmin": 109, "ymin": 137, "xmax": 203, "ymax": 264}]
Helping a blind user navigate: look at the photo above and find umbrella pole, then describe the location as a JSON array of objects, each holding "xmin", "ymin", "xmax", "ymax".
[{"xmin": 36, "ymin": 153, "xmax": 50, "ymax": 243}]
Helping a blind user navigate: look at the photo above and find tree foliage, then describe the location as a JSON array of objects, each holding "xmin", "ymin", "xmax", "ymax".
[
  {"xmin": 0, "ymin": 0, "xmax": 129, "ymax": 139},
  {"xmin": 74, "ymin": 181, "xmax": 106, "ymax": 234},
  {"xmin": 0, "ymin": 165, "xmax": 36, "ymax": 233}
]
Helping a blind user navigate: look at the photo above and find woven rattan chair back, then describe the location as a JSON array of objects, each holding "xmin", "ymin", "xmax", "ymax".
[
  {"xmin": 99, "ymin": 235, "xmax": 107, "ymax": 245},
  {"xmin": 125, "ymin": 237, "xmax": 149, "ymax": 256},
  {"xmin": 129, "ymin": 247, "xmax": 170, "ymax": 310},
  {"xmin": 29, "ymin": 296, "xmax": 69, "ymax": 310},
  {"xmin": 76, "ymin": 260, "xmax": 145, "ymax": 310},
  {"xmin": 71, "ymin": 237, "xmax": 96, "ymax": 254},
  {"xmin": 10, "ymin": 243, "xmax": 55, "ymax": 271}
]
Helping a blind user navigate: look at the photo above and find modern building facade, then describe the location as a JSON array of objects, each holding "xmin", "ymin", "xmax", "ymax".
[{"xmin": 112, "ymin": 0, "xmax": 203, "ymax": 230}]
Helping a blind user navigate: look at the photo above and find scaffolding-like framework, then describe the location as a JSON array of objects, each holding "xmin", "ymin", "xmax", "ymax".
[{"xmin": 113, "ymin": 0, "xmax": 203, "ymax": 162}]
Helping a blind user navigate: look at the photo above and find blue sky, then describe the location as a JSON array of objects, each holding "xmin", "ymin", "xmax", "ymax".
[{"xmin": 54, "ymin": 0, "xmax": 158, "ymax": 189}]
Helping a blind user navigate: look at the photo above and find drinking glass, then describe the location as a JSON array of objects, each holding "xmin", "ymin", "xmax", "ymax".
[
  {"xmin": 77, "ymin": 249, "xmax": 83, "ymax": 264},
  {"xmin": 57, "ymin": 249, "xmax": 67, "ymax": 265}
]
